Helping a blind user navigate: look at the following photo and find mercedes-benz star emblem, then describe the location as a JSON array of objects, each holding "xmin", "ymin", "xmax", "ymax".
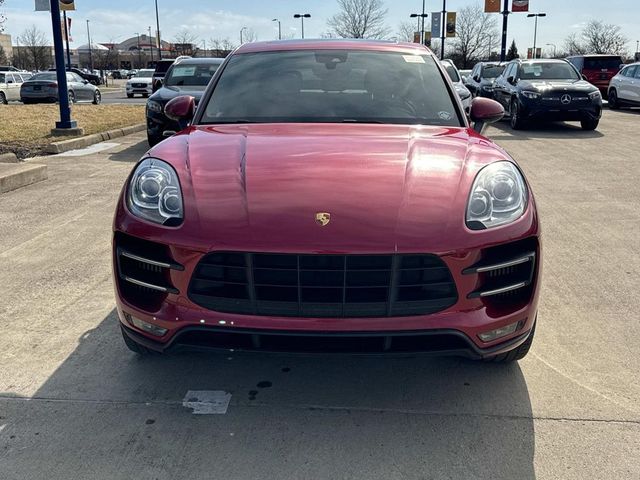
[{"xmin": 561, "ymin": 94, "xmax": 572, "ymax": 105}]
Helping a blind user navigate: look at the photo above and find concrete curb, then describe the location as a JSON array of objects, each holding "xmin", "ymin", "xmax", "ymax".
[
  {"xmin": 0, "ymin": 163, "xmax": 48, "ymax": 194},
  {"xmin": 44, "ymin": 123, "xmax": 146, "ymax": 154},
  {"xmin": 0, "ymin": 152, "xmax": 19, "ymax": 163}
]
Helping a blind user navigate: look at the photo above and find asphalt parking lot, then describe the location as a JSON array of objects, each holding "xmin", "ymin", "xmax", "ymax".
[{"xmin": 1, "ymin": 110, "xmax": 639, "ymax": 479}]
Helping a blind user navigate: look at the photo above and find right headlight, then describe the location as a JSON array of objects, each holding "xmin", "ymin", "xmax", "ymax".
[
  {"xmin": 466, "ymin": 161, "xmax": 527, "ymax": 230},
  {"xmin": 127, "ymin": 158, "xmax": 183, "ymax": 225}
]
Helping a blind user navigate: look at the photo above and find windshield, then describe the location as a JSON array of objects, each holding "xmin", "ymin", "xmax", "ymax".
[
  {"xmin": 443, "ymin": 63, "xmax": 460, "ymax": 82},
  {"xmin": 136, "ymin": 69, "xmax": 155, "ymax": 78},
  {"xmin": 30, "ymin": 73, "xmax": 57, "ymax": 81},
  {"xmin": 520, "ymin": 62, "xmax": 580, "ymax": 80},
  {"xmin": 584, "ymin": 57, "xmax": 623, "ymax": 70},
  {"xmin": 482, "ymin": 65, "xmax": 505, "ymax": 79},
  {"xmin": 201, "ymin": 50, "xmax": 461, "ymax": 126},
  {"xmin": 165, "ymin": 63, "xmax": 221, "ymax": 87}
]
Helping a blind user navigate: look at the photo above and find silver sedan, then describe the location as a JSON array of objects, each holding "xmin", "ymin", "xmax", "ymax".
[{"xmin": 20, "ymin": 71, "xmax": 102, "ymax": 105}]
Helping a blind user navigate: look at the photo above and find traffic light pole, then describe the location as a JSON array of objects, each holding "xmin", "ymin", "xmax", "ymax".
[
  {"xmin": 49, "ymin": 0, "xmax": 77, "ymax": 131},
  {"xmin": 500, "ymin": 0, "xmax": 510, "ymax": 62}
]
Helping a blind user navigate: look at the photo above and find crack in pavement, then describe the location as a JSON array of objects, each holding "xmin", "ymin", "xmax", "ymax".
[{"xmin": 1, "ymin": 395, "xmax": 639, "ymax": 426}]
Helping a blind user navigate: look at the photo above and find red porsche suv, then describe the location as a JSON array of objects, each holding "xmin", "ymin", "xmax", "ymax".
[{"xmin": 113, "ymin": 40, "xmax": 541, "ymax": 362}]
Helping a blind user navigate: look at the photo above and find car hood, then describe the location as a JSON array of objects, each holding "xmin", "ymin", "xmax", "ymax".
[
  {"xmin": 520, "ymin": 79, "xmax": 597, "ymax": 92},
  {"xmin": 150, "ymin": 86, "xmax": 207, "ymax": 103},
  {"xmin": 149, "ymin": 124, "xmax": 520, "ymax": 253}
]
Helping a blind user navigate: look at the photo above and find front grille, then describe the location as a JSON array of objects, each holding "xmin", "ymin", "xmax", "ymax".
[
  {"xmin": 133, "ymin": 83, "xmax": 147, "ymax": 88},
  {"xmin": 188, "ymin": 253, "xmax": 458, "ymax": 318}
]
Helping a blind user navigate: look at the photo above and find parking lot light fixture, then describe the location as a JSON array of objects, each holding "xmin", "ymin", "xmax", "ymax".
[
  {"xmin": 272, "ymin": 19, "xmax": 282, "ymax": 40},
  {"xmin": 527, "ymin": 13, "xmax": 547, "ymax": 59},
  {"xmin": 240, "ymin": 26, "xmax": 248, "ymax": 44},
  {"xmin": 409, "ymin": 12, "xmax": 429, "ymax": 45},
  {"xmin": 293, "ymin": 14, "xmax": 311, "ymax": 39}
]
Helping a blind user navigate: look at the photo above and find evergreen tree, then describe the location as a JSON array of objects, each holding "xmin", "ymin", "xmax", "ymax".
[{"xmin": 506, "ymin": 40, "xmax": 519, "ymax": 60}]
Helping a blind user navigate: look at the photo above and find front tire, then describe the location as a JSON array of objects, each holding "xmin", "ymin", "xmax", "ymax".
[
  {"xmin": 510, "ymin": 98, "xmax": 527, "ymax": 130},
  {"xmin": 127, "ymin": 93, "xmax": 134, "ymax": 98},
  {"xmin": 483, "ymin": 322, "xmax": 536, "ymax": 363},
  {"xmin": 93, "ymin": 90, "xmax": 102, "ymax": 105},
  {"xmin": 607, "ymin": 89, "xmax": 619, "ymax": 110},
  {"xmin": 121, "ymin": 325, "xmax": 154, "ymax": 355},
  {"xmin": 580, "ymin": 117, "xmax": 599, "ymax": 131},
  {"xmin": 68, "ymin": 90, "xmax": 76, "ymax": 104}
]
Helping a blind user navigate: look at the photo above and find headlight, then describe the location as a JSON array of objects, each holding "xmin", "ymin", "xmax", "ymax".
[
  {"xmin": 147, "ymin": 100, "xmax": 163, "ymax": 113},
  {"xmin": 127, "ymin": 158, "xmax": 183, "ymax": 225},
  {"xmin": 481, "ymin": 85, "xmax": 494, "ymax": 91},
  {"xmin": 455, "ymin": 86, "xmax": 471, "ymax": 100},
  {"xmin": 466, "ymin": 162, "xmax": 527, "ymax": 230},
  {"xmin": 589, "ymin": 90, "xmax": 601, "ymax": 100},
  {"xmin": 521, "ymin": 91, "xmax": 541, "ymax": 99}
]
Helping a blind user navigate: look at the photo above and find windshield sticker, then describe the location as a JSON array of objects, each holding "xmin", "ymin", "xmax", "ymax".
[
  {"xmin": 438, "ymin": 111, "xmax": 453, "ymax": 120},
  {"xmin": 402, "ymin": 55, "xmax": 426, "ymax": 64},
  {"xmin": 172, "ymin": 66, "xmax": 196, "ymax": 76},
  {"xmin": 522, "ymin": 65, "xmax": 543, "ymax": 76}
]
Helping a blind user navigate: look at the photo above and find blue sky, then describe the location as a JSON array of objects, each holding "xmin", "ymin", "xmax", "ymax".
[{"xmin": 2, "ymin": 0, "xmax": 638, "ymax": 56}]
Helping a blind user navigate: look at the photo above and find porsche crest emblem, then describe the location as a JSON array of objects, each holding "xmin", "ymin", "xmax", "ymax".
[{"xmin": 315, "ymin": 212, "xmax": 331, "ymax": 226}]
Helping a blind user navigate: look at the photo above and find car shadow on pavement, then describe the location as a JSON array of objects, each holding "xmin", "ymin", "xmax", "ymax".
[
  {"xmin": 106, "ymin": 138, "xmax": 150, "ymax": 163},
  {"xmin": 488, "ymin": 119, "xmax": 605, "ymax": 141},
  {"xmin": 2, "ymin": 308, "xmax": 536, "ymax": 479}
]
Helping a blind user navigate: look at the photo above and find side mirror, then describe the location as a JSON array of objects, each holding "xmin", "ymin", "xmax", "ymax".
[
  {"xmin": 152, "ymin": 78, "xmax": 163, "ymax": 92},
  {"xmin": 473, "ymin": 75, "xmax": 481, "ymax": 82},
  {"xmin": 507, "ymin": 76, "xmax": 516, "ymax": 85},
  {"xmin": 83, "ymin": 80, "xmax": 89, "ymax": 84},
  {"xmin": 165, "ymin": 95, "xmax": 196, "ymax": 123},
  {"xmin": 7, "ymin": 80, "xmax": 13, "ymax": 84},
  {"xmin": 582, "ymin": 74, "xmax": 588, "ymax": 81},
  {"xmin": 469, "ymin": 97, "xmax": 504, "ymax": 134}
]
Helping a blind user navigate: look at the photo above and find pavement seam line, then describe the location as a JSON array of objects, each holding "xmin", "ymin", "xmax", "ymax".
[{"xmin": 0, "ymin": 395, "xmax": 639, "ymax": 426}]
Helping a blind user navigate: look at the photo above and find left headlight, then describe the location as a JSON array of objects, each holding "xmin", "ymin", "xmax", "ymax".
[
  {"xmin": 127, "ymin": 158, "xmax": 183, "ymax": 225},
  {"xmin": 147, "ymin": 100, "xmax": 163, "ymax": 113},
  {"xmin": 521, "ymin": 90, "xmax": 541, "ymax": 99},
  {"xmin": 466, "ymin": 161, "xmax": 527, "ymax": 230},
  {"xmin": 589, "ymin": 90, "xmax": 601, "ymax": 100}
]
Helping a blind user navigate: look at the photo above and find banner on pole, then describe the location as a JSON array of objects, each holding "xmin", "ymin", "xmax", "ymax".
[
  {"xmin": 512, "ymin": 0, "xmax": 530, "ymax": 12},
  {"xmin": 413, "ymin": 31, "xmax": 421, "ymax": 44},
  {"xmin": 431, "ymin": 13, "xmax": 442, "ymax": 38},
  {"xmin": 446, "ymin": 12, "xmax": 457, "ymax": 37},
  {"xmin": 61, "ymin": 17, "xmax": 73, "ymax": 42},
  {"xmin": 484, "ymin": 0, "xmax": 501, "ymax": 13},
  {"xmin": 424, "ymin": 31, "xmax": 432, "ymax": 48}
]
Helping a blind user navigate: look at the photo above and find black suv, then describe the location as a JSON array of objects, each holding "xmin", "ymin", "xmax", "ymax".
[
  {"xmin": 49, "ymin": 67, "xmax": 102, "ymax": 85},
  {"xmin": 146, "ymin": 57, "xmax": 224, "ymax": 146},
  {"xmin": 464, "ymin": 62, "xmax": 506, "ymax": 98},
  {"xmin": 493, "ymin": 59, "xmax": 602, "ymax": 130}
]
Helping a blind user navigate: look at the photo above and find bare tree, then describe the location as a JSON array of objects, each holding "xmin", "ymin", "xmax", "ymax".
[
  {"xmin": 173, "ymin": 29, "xmax": 199, "ymax": 56},
  {"xmin": 327, "ymin": 0, "xmax": 389, "ymax": 39},
  {"xmin": 563, "ymin": 32, "xmax": 587, "ymax": 56},
  {"xmin": 210, "ymin": 37, "xmax": 236, "ymax": 58},
  {"xmin": 582, "ymin": 20, "xmax": 628, "ymax": 55},
  {"xmin": 396, "ymin": 21, "xmax": 416, "ymax": 43},
  {"xmin": 18, "ymin": 25, "xmax": 51, "ymax": 71},
  {"xmin": 563, "ymin": 21, "xmax": 628, "ymax": 56},
  {"xmin": 242, "ymin": 28, "xmax": 258, "ymax": 43},
  {"xmin": 449, "ymin": 3, "xmax": 498, "ymax": 68}
]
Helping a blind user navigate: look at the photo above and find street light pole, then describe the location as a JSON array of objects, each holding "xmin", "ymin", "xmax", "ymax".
[
  {"xmin": 440, "ymin": 0, "xmax": 446, "ymax": 60},
  {"xmin": 240, "ymin": 26, "xmax": 247, "ymax": 44},
  {"xmin": 148, "ymin": 26, "xmax": 154, "ymax": 63},
  {"xmin": 500, "ymin": 0, "xmax": 510, "ymax": 62},
  {"xmin": 136, "ymin": 33, "xmax": 142, "ymax": 68},
  {"xmin": 63, "ymin": 10, "xmax": 71, "ymax": 69},
  {"xmin": 293, "ymin": 14, "xmax": 311, "ymax": 39},
  {"xmin": 527, "ymin": 13, "xmax": 546, "ymax": 59},
  {"xmin": 272, "ymin": 19, "xmax": 281, "ymax": 40},
  {"xmin": 86, "ymin": 20, "xmax": 93, "ymax": 71},
  {"xmin": 546, "ymin": 43, "xmax": 557, "ymax": 58},
  {"xmin": 154, "ymin": 0, "xmax": 162, "ymax": 59}
]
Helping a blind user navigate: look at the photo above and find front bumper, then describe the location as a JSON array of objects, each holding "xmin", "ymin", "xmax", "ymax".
[
  {"xmin": 146, "ymin": 109, "xmax": 180, "ymax": 138},
  {"xmin": 120, "ymin": 320, "xmax": 535, "ymax": 358},
  {"xmin": 520, "ymin": 96, "xmax": 602, "ymax": 121},
  {"xmin": 126, "ymin": 85, "xmax": 152, "ymax": 95}
]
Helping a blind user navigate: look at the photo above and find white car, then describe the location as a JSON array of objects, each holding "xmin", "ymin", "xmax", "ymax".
[
  {"xmin": 441, "ymin": 59, "xmax": 472, "ymax": 111},
  {"xmin": 608, "ymin": 62, "xmax": 640, "ymax": 109},
  {"xmin": 0, "ymin": 71, "xmax": 29, "ymax": 104},
  {"xmin": 126, "ymin": 69, "xmax": 155, "ymax": 98}
]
